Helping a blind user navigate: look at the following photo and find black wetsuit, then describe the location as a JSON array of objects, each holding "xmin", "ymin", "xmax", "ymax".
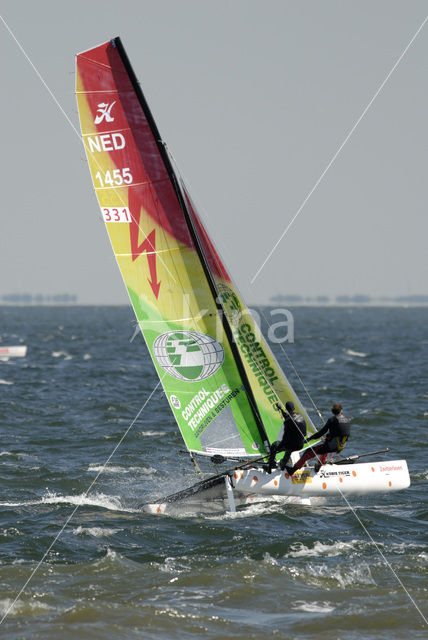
[
  {"xmin": 308, "ymin": 413, "xmax": 351, "ymax": 452},
  {"xmin": 292, "ymin": 412, "xmax": 351, "ymax": 472},
  {"xmin": 268, "ymin": 408, "xmax": 306, "ymax": 471}
]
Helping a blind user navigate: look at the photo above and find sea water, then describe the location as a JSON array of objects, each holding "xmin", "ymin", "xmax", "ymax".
[{"xmin": 0, "ymin": 305, "xmax": 426, "ymax": 639}]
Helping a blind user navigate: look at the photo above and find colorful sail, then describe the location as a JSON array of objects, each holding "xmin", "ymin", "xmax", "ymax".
[
  {"xmin": 76, "ymin": 37, "xmax": 315, "ymax": 459},
  {"xmin": 182, "ymin": 185, "xmax": 316, "ymax": 438}
]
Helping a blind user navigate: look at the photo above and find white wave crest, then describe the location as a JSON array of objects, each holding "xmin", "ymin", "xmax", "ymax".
[
  {"xmin": 0, "ymin": 491, "xmax": 139, "ymax": 512},
  {"xmin": 0, "ymin": 492, "xmax": 127, "ymax": 511},
  {"xmin": 159, "ymin": 557, "xmax": 191, "ymax": 574},
  {"xmin": 308, "ymin": 561, "xmax": 375, "ymax": 587},
  {"xmin": 87, "ymin": 464, "xmax": 146, "ymax": 475},
  {"xmin": 51, "ymin": 351, "xmax": 73, "ymax": 360},
  {"xmin": 73, "ymin": 526, "xmax": 117, "ymax": 538},
  {"xmin": 0, "ymin": 491, "xmax": 131, "ymax": 513},
  {"xmin": 0, "ymin": 597, "xmax": 55, "ymax": 617},
  {"xmin": 139, "ymin": 430, "xmax": 166, "ymax": 436},
  {"xmin": 344, "ymin": 349, "xmax": 367, "ymax": 357},
  {"xmin": 40, "ymin": 491, "xmax": 124, "ymax": 511},
  {"xmin": 287, "ymin": 539, "xmax": 359, "ymax": 558},
  {"xmin": 263, "ymin": 551, "xmax": 279, "ymax": 566},
  {"xmin": 292, "ymin": 600, "xmax": 335, "ymax": 613}
]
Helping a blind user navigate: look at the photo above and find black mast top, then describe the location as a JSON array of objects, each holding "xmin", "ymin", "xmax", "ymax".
[{"xmin": 112, "ymin": 37, "xmax": 270, "ymax": 454}]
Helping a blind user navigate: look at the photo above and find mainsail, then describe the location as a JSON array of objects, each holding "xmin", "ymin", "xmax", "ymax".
[{"xmin": 76, "ymin": 37, "xmax": 316, "ymax": 459}]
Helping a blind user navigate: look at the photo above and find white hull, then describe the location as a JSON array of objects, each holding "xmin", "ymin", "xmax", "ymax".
[
  {"xmin": 140, "ymin": 459, "xmax": 410, "ymax": 514},
  {"xmin": 0, "ymin": 346, "xmax": 27, "ymax": 360},
  {"xmin": 233, "ymin": 460, "xmax": 410, "ymax": 497}
]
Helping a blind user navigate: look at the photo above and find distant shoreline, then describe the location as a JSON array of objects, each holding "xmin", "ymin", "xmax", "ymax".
[
  {"xmin": 1, "ymin": 302, "xmax": 427, "ymax": 309},
  {"xmin": 2, "ymin": 293, "xmax": 427, "ymax": 308}
]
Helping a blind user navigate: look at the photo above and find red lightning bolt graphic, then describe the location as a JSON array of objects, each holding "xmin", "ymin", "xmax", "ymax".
[{"xmin": 129, "ymin": 194, "xmax": 161, "ymax": 299}]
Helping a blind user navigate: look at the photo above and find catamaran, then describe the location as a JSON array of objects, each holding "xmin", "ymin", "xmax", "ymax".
[{"xmin": 75, "ymin": 38, "xmax": 410, "ymax": 514}]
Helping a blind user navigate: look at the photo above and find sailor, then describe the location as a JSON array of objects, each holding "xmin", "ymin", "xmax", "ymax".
[
  {"xmin": 286, "ymin": 402, "xmax": 350, "ymax": 475},
  {"xmin": 265, "ymin": 401, "xmax": 306, "ymax": 472}
]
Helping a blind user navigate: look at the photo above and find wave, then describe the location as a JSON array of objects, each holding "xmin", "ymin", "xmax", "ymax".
[
  {"xmin": 286, "ymin": 538, "xmax": 426, "ymax": 559},
  {"xmin": 291, "ymin": 600, "xmax": 335, "ymax": 613},
  {"xmin": 0, "ymin": 451, "xmax": 39, "ymax": 460},
  {"xmin": 0, "ymin": 597, "xmax": 56, "ymax": 618},
  {"xmin": 343, "ymin": 349, "xmax": 368, "ymax": 357},
  {"xmin": 51, "ymin": 351, "xmax": 73, "ymax": 360},
  {"xmin": 306, "ymin": 560, "xmax": 376, "ymax": 588},
  {"xmin": 87, "ymin": 464, "xmax": 151, "ymax": 475},
  {"xmin": 139, "ymin": 430, "xmax": 166, "ymax": 437},
  {"xmin": 40, "ymin": 491, "xmax": 128, "ymax": 511},
  {"xmin": 284, "ymin": 556, "xmax": 376, "ymax": 588},
  {"xmin": 0, "ymin": 491, "xmax": 137, "ymax": 512},
  {"xmin": 204, "ymin": 495, "xmax": 313, "ymax": 521},
  {"xmin": 73, "ymin": 525, "xmax": 118, "ymax": 538},
  {"xmin": 0, "ymin": 379, "xmax": 13, "ymax": 385},
  {"xmin": 287, "ymin": 540, "xmax": 358, "ymax": 558}
]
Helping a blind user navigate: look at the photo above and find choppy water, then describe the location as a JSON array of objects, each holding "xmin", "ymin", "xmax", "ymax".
[{"xmin": 0, "ymin": 305, "xmax": 426, "ymax": 639}]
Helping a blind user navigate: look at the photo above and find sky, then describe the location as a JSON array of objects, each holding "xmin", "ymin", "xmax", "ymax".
[{"xmin": 0, "ymin": 1, "xmax": 427, "ymax": 304}]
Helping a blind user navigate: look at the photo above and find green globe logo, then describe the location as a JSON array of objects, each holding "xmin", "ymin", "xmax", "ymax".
[{"xmin": 153, "ymin": 331, "xmax": 224, "ymax": 382}]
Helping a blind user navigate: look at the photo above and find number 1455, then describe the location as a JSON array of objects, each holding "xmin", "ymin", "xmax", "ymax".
[{"xmin": 95, "ymin": 168, "xmax": 133, "ymax": 187}]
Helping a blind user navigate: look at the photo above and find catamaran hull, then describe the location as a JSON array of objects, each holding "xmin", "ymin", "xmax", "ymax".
[
  {"xmin": 139, "ymin": 459, "xmax": 409, "ymax": 514},
  {"xmin": 233, "ymin": 460, "xmax": 410, "ymax": 497}
]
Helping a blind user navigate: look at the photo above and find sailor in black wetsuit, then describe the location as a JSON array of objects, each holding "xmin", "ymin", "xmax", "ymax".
[
  {"xmin": 287, "ymin": 402, "xmax": 351, "ymax": 475},
  {"xmin": 266, "ymin": 401, "xmax": 306, "ymax": 472}
]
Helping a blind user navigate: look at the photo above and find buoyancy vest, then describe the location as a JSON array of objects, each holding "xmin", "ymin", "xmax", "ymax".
[{"xmin": 326, "ymin": 414, "xmax": 351, "ymax": 452}]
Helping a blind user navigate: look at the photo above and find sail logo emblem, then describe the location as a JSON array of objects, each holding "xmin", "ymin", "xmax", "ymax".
[
  {"xmin": 170, "ymin": 395, "xmax": 181, "ymax": 409},
  {"xmin": 94, "ymin": 101, "xmax": 117, "ymax": 124},
  {"xmin": 153, "ymin": 331, "xmax": 224, "ymax": 382}
]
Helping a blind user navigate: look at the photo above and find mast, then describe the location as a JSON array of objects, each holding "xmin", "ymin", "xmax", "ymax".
[{"xmin": 112, "ymin": 37, "xmax": 271, "ymax": 454}]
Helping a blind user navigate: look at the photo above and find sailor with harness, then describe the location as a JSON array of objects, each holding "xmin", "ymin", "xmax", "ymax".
[
  {"xmin": 286, "ymin": 402, "xmax": 351, "ymax": 475},
  {"xmin": 265, "ymin": 401, "xmax": 306, "ymax": 472}
]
